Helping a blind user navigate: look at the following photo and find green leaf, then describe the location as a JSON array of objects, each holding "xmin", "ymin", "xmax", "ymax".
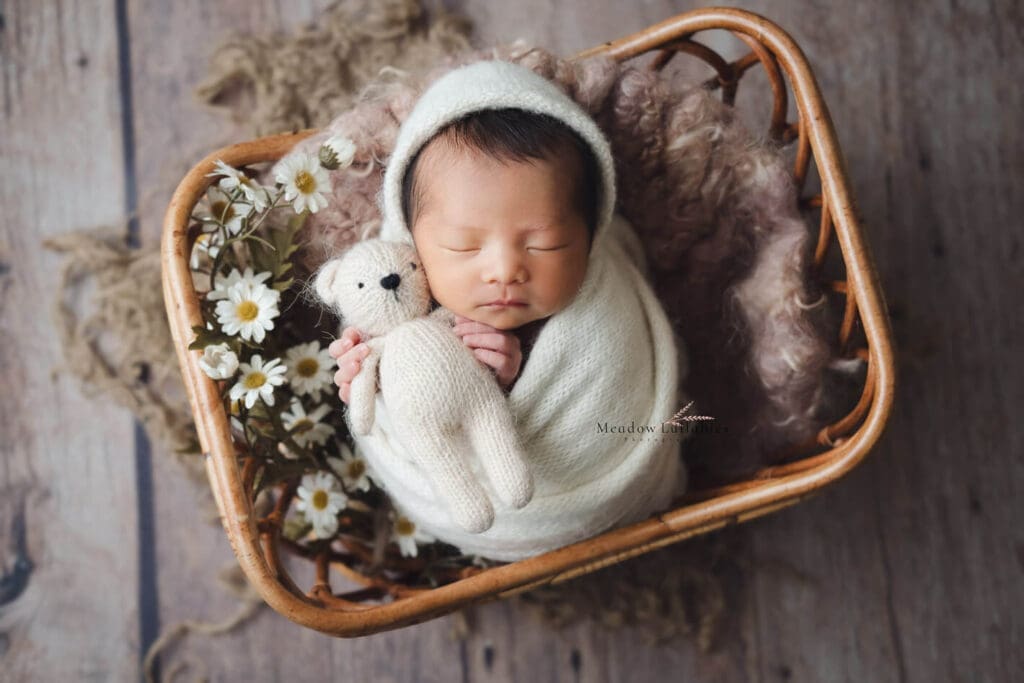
[
  {"xmin": 247, "ymin": 236, "xmax": 275, "ymax": 275},
  {"xmin": 188, "ymin": 324, "xmax": 232, "ymax": 351}
]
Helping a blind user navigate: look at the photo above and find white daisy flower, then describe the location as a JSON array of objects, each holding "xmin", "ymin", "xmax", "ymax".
[
  {"xmin": 281, "ymin": 398, "xmax": 335, "ymax": 448},
  {"xmin": 208, "ymin": 267, "xmax": 273, "ymax": 302},
  {"xmin": 207, "ymin": 159, "xmax": 270, "ymax": 212},
  {"xmin": 215, "ymin": 280, "xmax": 280, "ymax": 343},
  {"xmin": 198, "ymin": 342, "xmax": 239, "ymax": 380},
  {"xmin": 229, "ymin": 354, "xmax": 287, "ymax": 409},
  {"xmin": 283, "ymin": 341, "xmax": 334, "ymax": 396},
  {"xmin": 201, "ymin": 185, "xmax": 252, "ymax": 235},
  {"xmin": 327, "ymin": 442, "xmax": 371, "ymax": 492},
  {"xmin": 318, "ymin": 135, "xmax": 356, "ymax": 170},
  {"xmin": 190, "ymin": 229, "xmax": 224, "ymax": 270},
  {"xmin": 295, "ymin": 471, "xmax": 347, "ymax": 539},
  {"xmin": 274, "ymin": 151, "xmax": 331, "ymax": 214},
  {"xmin": 390, "ymin": 509, "xmax": 434, "ymax": 558}
]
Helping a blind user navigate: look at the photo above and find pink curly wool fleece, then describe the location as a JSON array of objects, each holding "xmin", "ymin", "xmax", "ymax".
[{"xmin": 288, "ymin": 43, "xmax": 835, "ymax": 481}]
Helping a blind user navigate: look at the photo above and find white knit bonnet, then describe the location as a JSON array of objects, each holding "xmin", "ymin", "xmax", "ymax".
[{"xmin": 378, "ymin": 60, "xmax": 618, "ymax": 251}]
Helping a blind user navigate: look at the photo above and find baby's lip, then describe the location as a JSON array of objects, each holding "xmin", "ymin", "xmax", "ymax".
[{"xmin": 482, "ymin": 298, "xmax": 527, "ymax": 307}]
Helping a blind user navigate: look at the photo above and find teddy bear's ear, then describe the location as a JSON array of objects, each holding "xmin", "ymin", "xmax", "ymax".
[{"xmin": 313, "ymin": 258, "xmax": 345, "ymax": 307}]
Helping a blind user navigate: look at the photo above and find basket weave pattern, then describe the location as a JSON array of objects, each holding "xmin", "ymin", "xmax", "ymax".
[{"xmin": 161, "ymin": 8, "xmax": 895, "ymax": 636}]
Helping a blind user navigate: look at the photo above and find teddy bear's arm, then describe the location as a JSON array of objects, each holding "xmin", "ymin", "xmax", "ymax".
[{"xmin": 347, "ymin": 347, "xmax": 381, "ymax": 436}]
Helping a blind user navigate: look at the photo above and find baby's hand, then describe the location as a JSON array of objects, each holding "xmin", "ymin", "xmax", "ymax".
[
  {"xmin": 452, "ymin": 314, "xmax": 522, "ymax": 390},
  {"xmin": 328, "ymin": 327, "xmax": 370, "ymax": 404}
]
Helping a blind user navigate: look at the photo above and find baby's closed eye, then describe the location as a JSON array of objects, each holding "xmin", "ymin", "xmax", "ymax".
[{"xmin": 439, "ymin": 242, "xmax": 570, "ymax": 253}]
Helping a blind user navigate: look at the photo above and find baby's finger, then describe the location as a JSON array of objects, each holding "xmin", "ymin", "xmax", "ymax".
[
  {"xmin": 473, "ymin": 347, "xmax": 509, "ymax": 372},
  {"xmin": 328, "ymin": 338, "xmax": 347, "ymax": 358},
  {"xmin": 334, "ymin": 344, "xmax": 370, "ymax": 381},
  {"xmin": 334, "ymin": 358, "xmax": 361, "ymax": 385},
  {"xmin": 460, "ymin": 332, "xmax": 517, "ymax": 354},
  {"xmin": 452, "ymin": 320, "xmax": 499, "ymax": 337},
  {"xmin": 338, "ymin": 382, "xmax": 351, "ymax": 404},
  {"xmin": 328, "ymin": 328, "xmax": 362, "ymax": 358},
  {"xmin": 345, "ymin": 343, "xmax": 371, "ymax": 362},
  {"xmin": 342, "ymin": 326, "xmax": 363, "ymax": 345}
]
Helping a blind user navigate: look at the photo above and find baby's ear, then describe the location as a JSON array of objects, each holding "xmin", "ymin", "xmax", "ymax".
[{"xmin": 313, "ymin": 259, "xmax": 344, "ymax": 307}]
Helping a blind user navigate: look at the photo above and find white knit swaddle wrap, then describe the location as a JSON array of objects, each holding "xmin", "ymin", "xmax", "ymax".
[{"xmin": 354, "ymin": 60, "xmax": 687, "ymax": 561}]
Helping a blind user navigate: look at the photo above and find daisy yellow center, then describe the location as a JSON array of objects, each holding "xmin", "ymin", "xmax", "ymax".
[
  {"xmin": 395, "ymin": 517, "xmax": 415, "ymax": 535},
  {"xmin": 294, "ymin": 170, "xmax": 317, "ymax": 194},
  {"xmin": 236, "ymin": 300, "xmax": 259, "ymax": 322},
  {"xmin": 243, "ymin": 371, "xmax": 266, "ymax": 389},
  {"xmin": 293, "ymin": 418, "xmax": 313, "ymax": 434},
  {"xmin": 311, "ymin": 489, "xmax": 329, "ymax": 510},
  {"xmin": 296, "ymin": 358, "xmax": 319, "ymax": 377},
  {"xmin": 347, "ymin": 460, "xmax": 365, "ymax": 478}
]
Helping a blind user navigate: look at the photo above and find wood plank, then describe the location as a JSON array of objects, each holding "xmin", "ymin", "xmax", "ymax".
[
  {"xmin": 0, "ymin": 0, "xmax": 141, "ymax": 679},
  {"xmin": 453, "ymin": 1, "xmax": 1024, "ymax": 681},
  {"xmin": 119, "ymin": 0, "xmax": 1024, "ymax": 681},
  {"xmin": 447, "ymin": 2, "xmax": 764, "ymax": 680},
  {"xmin": 721, "ymin": 2, "xmax": 910, "ymax": 680},
  {"xmin": 739, "ymin": 0, "xmax": 1024, "ymax": 680},
  {"xmin": 126, "ymin": 1, "xmax": 465, "ymax": 680}
]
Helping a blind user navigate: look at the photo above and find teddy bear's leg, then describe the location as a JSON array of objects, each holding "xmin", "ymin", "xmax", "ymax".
[
  {"xmin": 405, "ymin": 422, "xmax": 495, "ymax": 534},
  {"xmin": 465, "ymin": 396, "xmax": 534, "ymax": 510}
]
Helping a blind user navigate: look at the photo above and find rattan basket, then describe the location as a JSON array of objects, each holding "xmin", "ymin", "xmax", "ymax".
[{"xmin": 161, "ymin": 7, "xmax": 895, "ymax": 636}]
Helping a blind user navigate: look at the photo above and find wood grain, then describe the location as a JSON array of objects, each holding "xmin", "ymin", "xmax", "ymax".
[
  {"xmin": 3, "ymin": 0, "xmax": 1021, "ymax": 680},
  {"xmin": 0, "ymin": 0, "xmax": 141, "ymax": 680},
  {"xmin": 128, "ymin": 0, "xmax": 464, "ymax": 680}
]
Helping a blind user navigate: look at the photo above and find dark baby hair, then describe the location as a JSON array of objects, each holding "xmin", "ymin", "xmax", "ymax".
[{"xmin": 400, "ymin": 108, "xmax": 602, "ymax": 240}]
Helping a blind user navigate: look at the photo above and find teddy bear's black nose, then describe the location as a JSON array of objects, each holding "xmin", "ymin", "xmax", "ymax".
[{"xmin": 380, "ymin": 273, "xmax": 401, "ymax": 290}]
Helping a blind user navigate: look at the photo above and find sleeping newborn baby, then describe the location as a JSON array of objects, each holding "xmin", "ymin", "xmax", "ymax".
[
  {"xmin": 326, "ymin": 60, "xmax": 686, "ymax": 561},
  {"xmin": 329, "ymin": 106, "xmax": 595, "ymax": 396}
]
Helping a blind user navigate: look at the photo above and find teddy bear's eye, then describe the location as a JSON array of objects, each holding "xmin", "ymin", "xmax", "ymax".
[
  {"xmin": 357, "ymin": 282, "xmax": 364, "ymax": 288},
  {"xmin": 410, "ymin": 262, "xmax": 417, "ymax": 270}
]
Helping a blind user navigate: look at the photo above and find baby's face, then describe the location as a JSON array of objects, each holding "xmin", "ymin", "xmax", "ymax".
[{"xmin": 409, "ymin": 141, "xmax": 590, "ymax": 331}]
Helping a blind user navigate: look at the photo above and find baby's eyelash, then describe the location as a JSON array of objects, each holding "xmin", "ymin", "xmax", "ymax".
[{"xmin": 439, "ymin": 244, "xmax": 569, "ymax": 253}]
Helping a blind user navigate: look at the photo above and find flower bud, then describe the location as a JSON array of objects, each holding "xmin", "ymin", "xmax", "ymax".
[{"xmin": 318, "ymin": 135, "xmax": 356, "ymax": 170}]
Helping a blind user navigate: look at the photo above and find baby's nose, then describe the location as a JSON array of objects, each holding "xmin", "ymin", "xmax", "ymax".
[{"xmin": 380, "ymin": 273, "xmax": 401, "ymax": 290}]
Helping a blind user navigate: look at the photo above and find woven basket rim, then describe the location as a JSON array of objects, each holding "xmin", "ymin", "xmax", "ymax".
[{"xmin": 160, "ymin": 6, "xmax": 896, "ymax": 636}]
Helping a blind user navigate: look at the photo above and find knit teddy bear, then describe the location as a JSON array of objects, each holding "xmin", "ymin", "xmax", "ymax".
[{"xmin": 312, "ymin": 238, "xmax": 535, "ymax": 534}]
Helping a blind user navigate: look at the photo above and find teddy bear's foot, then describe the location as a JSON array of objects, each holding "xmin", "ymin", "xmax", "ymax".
[
  {"xmin": 450, "ymin": 494, "xmax": 495, "ymax": 535},
  {"xmin": 409, "ymin": 426, "xmax": 496, "ymax": 533}
]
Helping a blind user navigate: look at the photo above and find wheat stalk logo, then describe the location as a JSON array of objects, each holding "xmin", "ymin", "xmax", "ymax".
[{"xmin": 663, "ymin": 400, "xmax": 715, "ymax": 427}]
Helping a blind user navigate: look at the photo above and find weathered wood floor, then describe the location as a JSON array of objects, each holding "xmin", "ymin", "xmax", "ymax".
[{"xmin": 1, "ymin": 0, "xmax": 1021, "ymax": 681}]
